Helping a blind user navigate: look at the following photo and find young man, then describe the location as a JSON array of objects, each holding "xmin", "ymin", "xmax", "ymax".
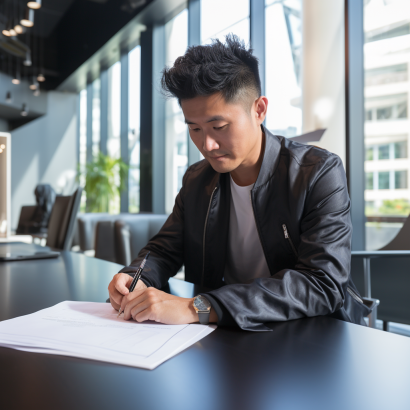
[{"xmin": 108, "ymin": 35, "xmax": 370, "ymax": 331}]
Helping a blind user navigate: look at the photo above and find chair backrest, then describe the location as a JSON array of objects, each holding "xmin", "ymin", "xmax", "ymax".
[
  {"xmin": 46, "ymin": 188, "xmax": 82, "ymax": 251},
  {"xmin": 380, "ymin": 214, "xmax": 410, "ymax": 250},
  {"xmin": 16, "ymin": 206, "xmax": 37, "ymax": 234},
  {"xmin": 77, "ymin": 213, "xmax": 121, "ymax": 251},
  {"xmin": 115, "ymin": 214, "xmax": 169, "ymax": 266}
]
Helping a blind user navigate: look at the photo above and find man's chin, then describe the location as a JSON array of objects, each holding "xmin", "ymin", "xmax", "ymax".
[{"xmin": 207, "ymin": 158, "xmax": 236, "ymax": 174}]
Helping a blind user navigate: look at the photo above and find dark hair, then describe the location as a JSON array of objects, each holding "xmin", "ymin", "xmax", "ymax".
[{"xmin": 161, "ymin": 34, "xmax": 261, "ymax": 107}]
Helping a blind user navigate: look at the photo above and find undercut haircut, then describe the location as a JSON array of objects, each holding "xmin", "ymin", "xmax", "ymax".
[{"xmin": 161, "ymin": 34, "xmax": 261, "ymax": 109}]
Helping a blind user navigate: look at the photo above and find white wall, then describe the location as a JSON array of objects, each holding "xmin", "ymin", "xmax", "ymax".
[{"xmin": 10, "ymin": 91, "xmax": 78, "ymax": 229}]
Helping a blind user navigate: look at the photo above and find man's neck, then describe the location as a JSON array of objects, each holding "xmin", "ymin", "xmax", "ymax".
[{"xmin": 230, "ymin": 128, "xmax": 265, "ymax": 187}]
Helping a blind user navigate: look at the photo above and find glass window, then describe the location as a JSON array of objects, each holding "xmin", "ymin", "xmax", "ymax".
[
  {"xmin": 79, "ymin": 89, "xmax": 87, "ymax": 211},
  {"xmin": 164, "ymin": 10, "xmax": 189, "ymax": 214},
  {"xmin": 265, "ymin": 0, "xmax": 302, "ymax": 138},
  {"xmin": 366, "ymin": 172, "xmax": 374, "ymax": 190},
  {"xmin": 366, "ymin": 147, "xmax": 374, "ymax": 161},
  {"xmin": 128, "ymin": 45, "xmax": 141, "ymax": 213},
  {"xmin": 92, "ymin": 78, "xmax": 101, "ymax": 158},
  {"xmin": 378, "ymin": 144, "xmax": 390, "ymax": 160},
  {"xmin": 107, "ymin": 61, "xmax": 121, "ymax": 213},
  {"xmin": 107, "ymin": 62, "xmax": 121, "ymax": 159},
  {"xmin": 201, "ymin": 0, "xmax": 249, "ymax": 44},
  {"xmin": 395, "ymin": 170, "xmax": 408, "ymax": 189},
  {"xmin": 378, "ymin": 172, "xmax": 390, "ymax": 190},
  {"xmin": 394, "ymin": 141, "xmax": 407, "ymax": 159}
]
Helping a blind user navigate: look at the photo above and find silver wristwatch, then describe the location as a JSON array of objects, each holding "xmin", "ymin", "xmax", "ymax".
[{"xmin": 193, "ymin": 295, "xmax": 212, "ymax": 325}]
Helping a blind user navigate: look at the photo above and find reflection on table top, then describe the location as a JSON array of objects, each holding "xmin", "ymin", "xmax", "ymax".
[{"xmin": 1, "ymin": 242, "xmax": 410, "ymax": 410}]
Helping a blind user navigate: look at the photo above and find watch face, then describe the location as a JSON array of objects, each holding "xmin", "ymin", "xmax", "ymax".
[{"xmin": 194, "ymin": 295, "xmax": 211, "ymax": 311}]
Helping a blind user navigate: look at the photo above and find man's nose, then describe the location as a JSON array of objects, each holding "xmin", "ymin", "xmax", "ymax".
[{"xmin": 203, "ymin": 134, "xmax": 219, "ymax": 152}]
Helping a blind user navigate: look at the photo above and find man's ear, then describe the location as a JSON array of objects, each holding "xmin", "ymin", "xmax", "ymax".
[{"xmin": 254, "ymin": 96, "xmax": 268, "ymax": 125}]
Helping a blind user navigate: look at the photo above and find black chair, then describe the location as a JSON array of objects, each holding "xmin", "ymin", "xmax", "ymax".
[
  {"xmin": 46, "ymin": 188, "xmax": 82, "ymax": 251},
  {"xmin": 351, "ymin": 214, "xmax": 410, "ymax": 330},
  {"xmin": 16, "ymin": 184, "xmax": 56, "ymax": 235},
  {"xmin": 94, "ymin": 214, "xmax": 168, "ymax": 265}
]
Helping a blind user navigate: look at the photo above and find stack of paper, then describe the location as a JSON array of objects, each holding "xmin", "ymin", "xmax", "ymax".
[{"xmin": 0, "ymin": 301, "xmax": 216, "ymax": 370}]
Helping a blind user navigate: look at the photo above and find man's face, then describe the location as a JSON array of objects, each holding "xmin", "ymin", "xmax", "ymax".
[{"xmin": 181, "ymin": 93, "xmax": 263, "ymax": 174}]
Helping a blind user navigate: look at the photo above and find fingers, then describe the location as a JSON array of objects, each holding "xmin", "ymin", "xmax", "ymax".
[
  {"xmin": 114, "ymin": 273, "xmax": 133, "ymax": 295},
  {"xmin": 108, "ymin": 273, "xmax": 132, "ymax": 308},
  {"xmin": 120, "ymin": 287, "xmax": 148, "ymax": 319}
]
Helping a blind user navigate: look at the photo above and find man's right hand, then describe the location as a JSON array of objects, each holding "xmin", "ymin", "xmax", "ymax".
[{"xmin": 108, "ymin": 273, "xmax": 147, "ymax": 311}]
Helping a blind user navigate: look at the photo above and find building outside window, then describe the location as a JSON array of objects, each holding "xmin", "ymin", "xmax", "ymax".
[
  {"xmin": 129, "ymin": 45, "xmax": 141, "ymax": 213},
  {"xmin": 201, "ymin": 0, "xmax": 249, "ymax": 44},
  {"xmin": 164, "ymin": 9, "xmax": 188, "ymax": 214},
  {"xmin": 92, "ymin": 78, "xmax": 101, "ymax": 158},
  {"xmin": 265, "ymin": 0, "xmax": 302, "ymax": 138},
  {"xmin": 364, "ymin": 0, "xmax": 410, "ymax": 250}
]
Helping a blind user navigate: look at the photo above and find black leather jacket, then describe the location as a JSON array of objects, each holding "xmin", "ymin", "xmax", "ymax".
[{"xmin": 121, "ymin": 127, "xmax": 371, "ymax": 331}]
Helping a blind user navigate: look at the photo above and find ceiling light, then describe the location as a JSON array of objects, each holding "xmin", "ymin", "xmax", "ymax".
[
  {"xmin": 30, "ymin": 76, "xmax": 39, "ymax": 90},
  {"xmin": 37, "ymin": 73, "xmax": 45, "ymax": 82},
  {"xmin": 12, "ymin": 71, "xmax": 21, "ymax": 85},
  {"xmin": 6, "ymin": 92, "xmax": 12, "ymax": 104},
  {"xmin": 23, "ymin": 51, "xmax": 32, "ymax": 66},
  {"xmin": 0, "ymin": 144, "xmax": 5, "ymax": 149},
  {"xmin": 9, "ymin": 28, "xmax": 17, "ymax": 37},
  {"xmin": 33, "ymin": 89, "xmax": 40, "ymax": 97},
  {"xmin": 0, "ymin": 149, "xmax": 3, "ymax": 153},
  {"xmin": 27, "ymin": 0, "xmax": 42, "ymax": 10},
  {"xmin": 21, "ymin": 104, "xmax": 28, "ymax": 116},
  {"xmin": 14, "ymin": 25, "xmax": 24, "ymax": 34},
  {"xmin": 21, "ymin": 9, "xmax": 34, "ymax": 27},
  {"xmin": 2, "ymin": 29, "xmax": 11, "ymax": 37}
]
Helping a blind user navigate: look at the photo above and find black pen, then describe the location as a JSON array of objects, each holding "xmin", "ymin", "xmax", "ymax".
[{"xmin": 117, "ymin": 252, "xmax": 150, "ymax": 318}]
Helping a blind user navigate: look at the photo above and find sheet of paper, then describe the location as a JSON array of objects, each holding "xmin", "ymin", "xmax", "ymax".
[{"xmin": 0, "ymin": 301, "xmax": 216, "ymax": 370}]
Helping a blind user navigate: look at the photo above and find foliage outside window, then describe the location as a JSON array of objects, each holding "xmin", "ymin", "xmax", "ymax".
[{"xmin": 78, "ymin": 153, "xmax": 129, "ymax": 213}]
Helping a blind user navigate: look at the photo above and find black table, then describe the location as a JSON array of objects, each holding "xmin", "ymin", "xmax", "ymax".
[{"xmin": 1, "ymin": 243, "xmax": 410, "ymax": 410}]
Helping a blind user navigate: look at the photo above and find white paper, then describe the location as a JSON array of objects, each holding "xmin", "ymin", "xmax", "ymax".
[{"xmin": 0, "ymin": 301, "xmax": 216, "ymax": 370}]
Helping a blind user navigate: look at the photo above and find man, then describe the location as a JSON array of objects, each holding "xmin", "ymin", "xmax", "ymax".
[{"xmin": 108, "ymin": 35, "xmax": 370, "ymax": 331}]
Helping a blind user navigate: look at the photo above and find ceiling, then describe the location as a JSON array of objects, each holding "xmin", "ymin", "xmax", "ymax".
[{"xmin": 0, "ymin": 0, "xmax": 153, "ymax": 90}]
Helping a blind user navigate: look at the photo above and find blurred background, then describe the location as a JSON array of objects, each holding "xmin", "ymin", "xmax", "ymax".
[{"xmin": 0, "ymin": 0, "xmax": 409, "ymax": 251}]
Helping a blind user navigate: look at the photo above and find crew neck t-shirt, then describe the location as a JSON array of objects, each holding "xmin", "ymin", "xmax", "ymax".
[{"xmin": 224, "ymin": 175, "xmax": 271, "ymax": 285}]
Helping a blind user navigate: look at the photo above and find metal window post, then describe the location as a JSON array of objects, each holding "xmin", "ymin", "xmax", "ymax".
[
  {"xmin": 120, "ymin": 51, "xmax": 130, "ymax": 213},
  {"xmin": 100, "ymin": 68, "xmax": 108, "ymax": 156},
  {"xmin": 345, "ymin": 0, "xmax": 366, "ymax": 250},
  {"xmin": 187, "ymin": 0, "xmax": 202, "ymax": 166},
  {"xmin": 250, "ymin": 0, "xmax": 265, "ymax": 96},
  {"xmin": 86, "ymin": 82, "xmax": 93, "ymax": 164},
  {"xmin": 139, "ymin": 27, "xmax": 154, "ymax": 213},
  {"xmin": 152, "ymin": 24, "xmax": 166, "ymax": 214}
]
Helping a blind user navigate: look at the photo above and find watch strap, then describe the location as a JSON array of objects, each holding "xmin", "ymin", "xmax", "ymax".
[{"xmin": 197, "ymin": 311, "xmax": 210, "ymax": 325}]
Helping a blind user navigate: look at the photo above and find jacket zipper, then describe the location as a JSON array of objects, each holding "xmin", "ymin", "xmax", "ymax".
[
  {"xmin": 282, "ymin": 224, "xmax": 298, "ymax": 257},
  {"xmin": 347, "ymin": 286, "xmax": 364, "ymax": 304},
  {"xmin": 202, "ymin": 186, "xmax": 218, "ymax": 286}
]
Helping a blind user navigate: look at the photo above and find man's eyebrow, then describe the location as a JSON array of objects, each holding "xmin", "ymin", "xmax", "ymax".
[{"xmin": 184, "ymin": 116, "xmax": 226, "ymax": 124}]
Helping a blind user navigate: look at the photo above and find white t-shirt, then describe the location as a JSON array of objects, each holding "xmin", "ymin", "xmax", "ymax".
[{"xmin": 224, "ymin": 175, "xmax": 271, "ymax": 285}]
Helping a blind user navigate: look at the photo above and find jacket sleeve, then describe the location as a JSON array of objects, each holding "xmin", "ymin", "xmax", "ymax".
[
  {"xmin": 204, "ymin": 155, "xmax": 352, "ymax": 331},
  {"xmin": 118, "ymin": 173, "xmax": 187, "ymax": 288}
]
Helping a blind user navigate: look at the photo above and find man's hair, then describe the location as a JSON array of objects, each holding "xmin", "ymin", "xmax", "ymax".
[{"xmin": 161, "ymin": 34, "xmax": 261, "ymax": 108}]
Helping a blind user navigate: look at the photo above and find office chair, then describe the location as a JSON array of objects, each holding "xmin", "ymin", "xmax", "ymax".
[{"xmin": 46, "ymin": 187, "xmax": 83, "ymax": 251}]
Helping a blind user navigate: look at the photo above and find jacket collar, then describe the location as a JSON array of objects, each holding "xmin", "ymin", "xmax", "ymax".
[{"xmin": 253, "ymin": 125, "xmax": 282, "ymax": 189}]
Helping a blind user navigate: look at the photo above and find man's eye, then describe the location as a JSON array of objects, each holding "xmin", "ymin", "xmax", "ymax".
[{"xmin": 214, "ymin": 125, "xmax": 227, "ymax": 130}]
